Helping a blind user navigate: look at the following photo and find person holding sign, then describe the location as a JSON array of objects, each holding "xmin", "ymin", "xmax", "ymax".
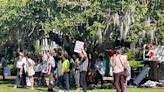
[{"xmin": 79, "ymin": 49, "xmax": 89, "ymax": 92}]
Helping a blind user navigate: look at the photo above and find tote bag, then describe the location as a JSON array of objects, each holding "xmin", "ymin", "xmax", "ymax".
[{"xmin": 27, "ymin": 66, "xmax": 35, "ymax": 76}]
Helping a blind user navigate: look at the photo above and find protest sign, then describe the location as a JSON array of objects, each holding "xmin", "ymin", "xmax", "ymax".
[{"xmin": 74, "ymin": 41, "xmax": 84, "ymax": 53}]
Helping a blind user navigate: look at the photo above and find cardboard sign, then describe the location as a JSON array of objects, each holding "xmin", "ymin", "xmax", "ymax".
[{"xmin": 74, "ymin": 41, "xmax": 84, "ymax": 53}]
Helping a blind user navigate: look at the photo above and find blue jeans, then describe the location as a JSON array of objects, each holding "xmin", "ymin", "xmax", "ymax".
[
  {"xmin": 64, "ymin": 72, "xmax": 70, "ymax": 90},
  {"xmin": 60, "ymin": 72, "xmax": 70, "ymax": 90},
  {"xmin": 58, "ymin": 73, "xmax": 70, "ymax": 90},
  {"xmin": 15, "ymin": 73, "xmax": 20, "ymax": 87},
  {"xmin": 15, "ymin": 69, "xmax": 26, "ymax": 87}
]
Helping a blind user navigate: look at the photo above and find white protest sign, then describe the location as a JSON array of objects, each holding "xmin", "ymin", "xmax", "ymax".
[{"xmin": 74, "ymin": 41, "xmax": 84, "ymax": 53}]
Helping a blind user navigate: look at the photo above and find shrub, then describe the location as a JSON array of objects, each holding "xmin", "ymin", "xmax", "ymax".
[
  {"xmin": 124, "ymin": 50, "xmax": 134, "ymax": 60},
  {"xmin": 8, "ymin": 64, "xmax": 17, "ymax": 75},
  {"xmin": 128, "ymin": 60, "xmax": 144, "ymax": 66}
]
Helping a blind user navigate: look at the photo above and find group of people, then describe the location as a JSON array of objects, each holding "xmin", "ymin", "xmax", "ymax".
[
  {"xmin": 11, "ymin": 47, "xmax": 129, "ymax": 92},
  {"xmin": 13, "ymin": 48, "xmax": 89, "ymax": 92},
  {"xmin": 13, "ymin": 52, "xmax": 35, "ymax": 90},
  {"xmin": 94, "ymin": 49, "xmax": 130, "ymax": 92}
]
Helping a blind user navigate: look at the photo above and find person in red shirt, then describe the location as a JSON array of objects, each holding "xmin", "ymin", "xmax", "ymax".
[{"xmin": 145, "ymin": 44, "xmax": 155, "ymax": 60}]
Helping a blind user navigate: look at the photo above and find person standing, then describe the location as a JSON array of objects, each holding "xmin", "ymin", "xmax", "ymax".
[
  {"xmin": 26, "ymin": 54, "xmax": 35, "ymax": 90},
  {"xmin": 71, "ymin": 54, "xmax": 80, "ymax": 91},
  {"xmin": 54, "ymin": 49, "xmax": 64, "ymax": 92},
  {"xmin": 47, "ymin": 51, "xmax": 56, "ymax": 91},
  {"xmin": 110, "ymin": 50, "xmax": 129, "ymax": 92},
  {"xmin": 1, "ymin": 54, "xmax": 11, "ymax": 80},
  {"xmin": 61, "ymin": 53, "xmax": 70, "ymax": 92},
  {"xmin": 14, "ymin": 52, "xmax": 27, "ymax": 88},
  {"xmin": 79, "ymin": 49, "xmax": 89, "ymax": 92}
]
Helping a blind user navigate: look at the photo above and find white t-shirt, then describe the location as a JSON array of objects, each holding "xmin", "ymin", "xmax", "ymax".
[
  {"xmin": 47, "ymin": 56, "xmax": 55, "ymax": 68},
  {"xmin": 17, "ymin": 57, "xmax": 27, "ymax": 72}
]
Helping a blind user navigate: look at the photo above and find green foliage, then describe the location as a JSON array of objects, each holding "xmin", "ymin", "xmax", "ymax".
[
  {"xmin": 128, "ymin": 60, "xmax": 144, "ymax": 66},
  {"xmin": 34, "ymin": 42, "xmax": 43, "ymax": 54},
  {"xmin": 0, "ymin": 0, "xmax": 164, "ymax": 61},
  {"xmin": 124, "ymin": 50, "xmax": 134, "ymax": 60},
  {"xmin": 8, "ymin": 64, "xmax": 17, "ymax": 75}
]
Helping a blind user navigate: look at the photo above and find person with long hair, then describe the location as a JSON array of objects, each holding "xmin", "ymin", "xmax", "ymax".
[
  {"xmin": 13, "ymin": 52, "xmax": 27, "ymax": 88},
  {"xmin": 110, "ymin": 50, "xmax": 129, "ymax": 92},
  {"xmin": 26, "ymin": 54, "xmax": 35, "ymax": 90}
]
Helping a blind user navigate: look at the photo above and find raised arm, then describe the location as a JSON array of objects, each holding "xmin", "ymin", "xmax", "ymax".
[{"xmin": 82, "ymin": 49, "xmax": 87, "ymax": 58}]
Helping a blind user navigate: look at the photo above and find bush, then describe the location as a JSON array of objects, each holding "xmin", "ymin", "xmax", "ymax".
[
  {"xmin": 128, "ymin": 60, "xmax": 144, "ymax": 66},
  {"xmin": 8, "ymin": 64, "xmax": 17, "ymax": 75},
  {"xmin": 124, "ymin": 50, "xmax": 134, "ymax": 60}
]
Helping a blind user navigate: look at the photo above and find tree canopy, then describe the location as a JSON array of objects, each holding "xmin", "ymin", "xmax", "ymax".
[{"xmin": 0, "ymin": 0, "xmax": 163, "ymax": 60}]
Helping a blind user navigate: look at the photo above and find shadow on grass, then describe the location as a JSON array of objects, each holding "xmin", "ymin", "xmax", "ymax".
[
  {"xmin": 0, "ymin": 79, "xmax": 15, "ymax": 85},
  {"xmin": 0, "ymin": 79, "xmax": 115, "ymax": 92},
  {"xmin": 35, "ymin": 88, "xmax": 47, "ymax": 92}
]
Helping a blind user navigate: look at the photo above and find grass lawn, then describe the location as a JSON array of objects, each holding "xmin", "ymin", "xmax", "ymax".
[
  {"xmin": 0, "ymin": 76, "xmax": 164, "ymax": 92},
  {"xmin": 0, "ymin": 84, "xmax": 164, "ymax": 92}
]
